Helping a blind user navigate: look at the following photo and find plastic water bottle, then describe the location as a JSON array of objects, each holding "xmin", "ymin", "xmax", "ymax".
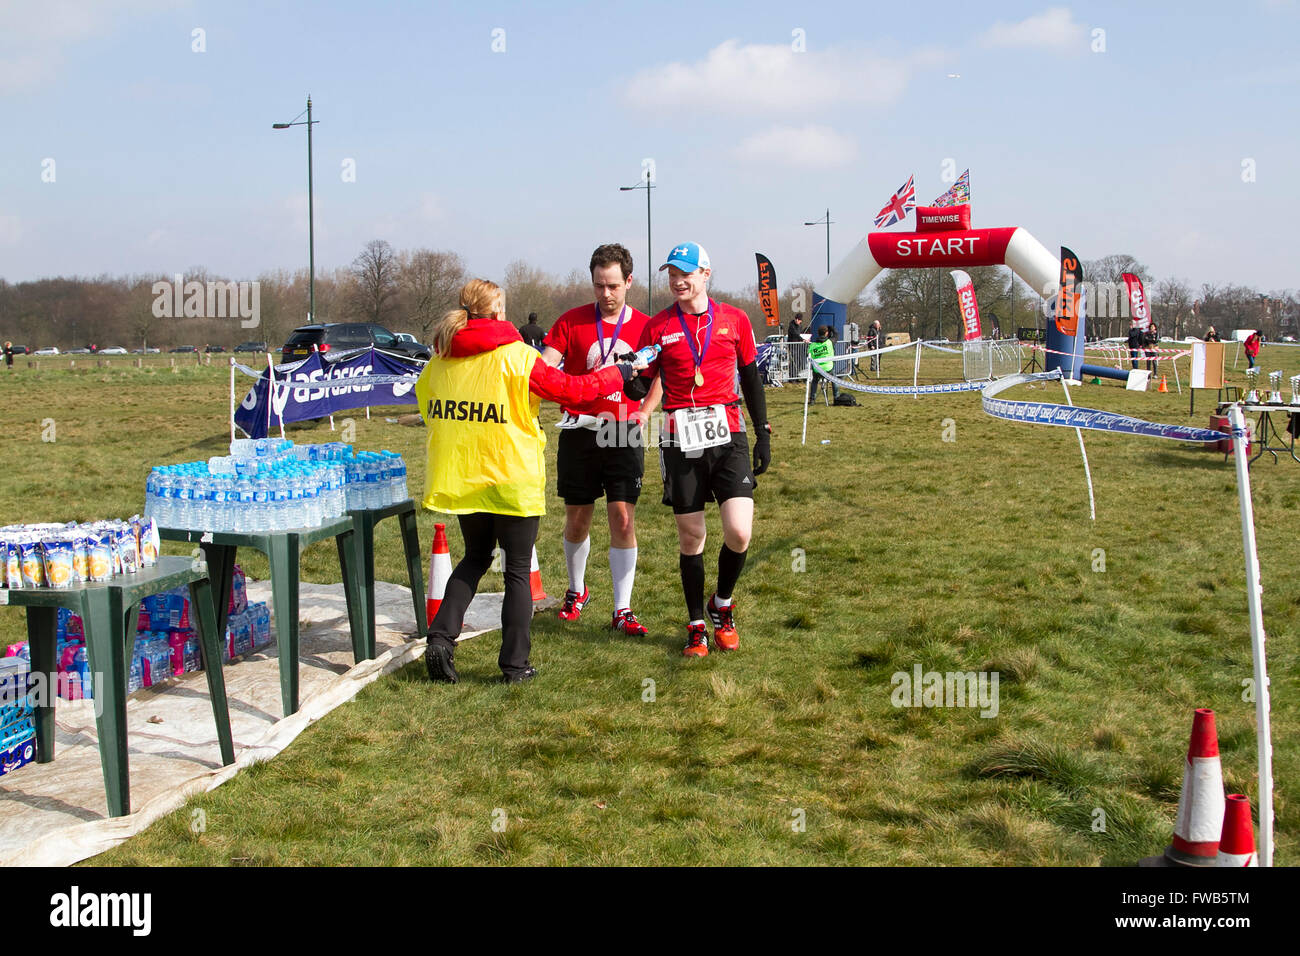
[
  {"xmin": 394, "ymin": 454, "xmax": 408, "ymax": 502},
  {"xmin": 252, "ymin": 475, "xmax": 269, "ymax": 531},
  {"xmin": 302, "ymin": 477, "xmax": 320, "ymax": 528}
]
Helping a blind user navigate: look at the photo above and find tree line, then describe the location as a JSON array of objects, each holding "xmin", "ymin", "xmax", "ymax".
[{"xmin": 2, "ymin": 240, "xmax": 1295, "ymax": 351}]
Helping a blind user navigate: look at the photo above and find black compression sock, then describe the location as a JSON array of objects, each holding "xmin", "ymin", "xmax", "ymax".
[
  {"xmin": 679, "ymin": 552, "xmax": 706, "ymax": 622},
  {"xmin": 716, "ymin": 544, "xmax": 748, "ymax": 601}
]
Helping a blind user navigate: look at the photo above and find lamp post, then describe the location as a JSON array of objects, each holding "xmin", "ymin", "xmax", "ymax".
[
  {"xmin": 620, "ymin": 159, "xmax": 656, "ymax": 315},
  {"xmin": 804, "ymin": 208, "xmax": 833, "ymax": 274},
  {"xmin": 273, "ymin": 95, "xmax": 319, "ymax": 323}
]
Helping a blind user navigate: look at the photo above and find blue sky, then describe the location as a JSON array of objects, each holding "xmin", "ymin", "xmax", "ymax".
[{"xmin": 2, "ymin": 0, "xmax": 1297, "ymax": 297}]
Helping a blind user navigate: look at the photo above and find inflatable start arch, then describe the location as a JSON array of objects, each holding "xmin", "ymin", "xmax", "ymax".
[{"xmin": 810, "ymin": 226, "xmax": 1059, "ymax": 338}]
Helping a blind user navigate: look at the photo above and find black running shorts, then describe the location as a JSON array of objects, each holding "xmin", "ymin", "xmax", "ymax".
[
  {"xmin": 659, "ymin": 431, "xmax": 755, "ymax": 514},
  {"xmin": 556, "ymin": 425, "xmax": 645, "ymax": 506}
]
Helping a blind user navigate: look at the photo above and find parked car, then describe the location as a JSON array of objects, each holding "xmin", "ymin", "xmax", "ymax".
[
  {"xmin": 8, "ymin": 345, "xmax": 29, "ymax": 355},
  {"xmin": 281, "ymin": 323, "xmax": 431, "ymax": 364},
  {"xmin": 233, "ymin": 341, "xmax": 267, "ymax": 353},
  {"xmin": 67, "ymin": 347, "xmax": 90, "ymax": 355},
  {"xmin": 169, "ymin": 346, "xmax": 198, "ymax": 353},
  {"xmin": 34, "ymin": 347, "xmax": 59, "ymax": 356},
  {"xmin": 99, "ymin": 346, "xmax": 128, "ymax": 355},
  {"xmin": 204, "ymin": 345, "xmax": 226, "ymax": 353}
]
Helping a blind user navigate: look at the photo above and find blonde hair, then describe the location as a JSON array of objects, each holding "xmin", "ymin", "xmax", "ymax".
[{"xmin": 432, "ymin": 278, "xmax": 505, "ymax": 356}]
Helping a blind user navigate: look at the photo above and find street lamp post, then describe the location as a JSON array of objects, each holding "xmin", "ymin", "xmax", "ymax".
[
  {"xmin": 804, "ymin": 208, "xmax": 833, "ymax": 274},
  {"xmin": 273, "ymin": 95, "xmax": 319, "ymax": 323},
  {"xmin": 620, "ymin": 160, "xmax": 656, "ymax": 315}
]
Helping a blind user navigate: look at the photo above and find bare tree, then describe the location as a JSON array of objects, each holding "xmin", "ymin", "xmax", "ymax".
[
  {"xmin": 1154, "ymin": 277, "xmax": 1193, "ymax": 339},
  {"xmin": 503, "ymin": 259, "xmax": 555, "ymax": 327},
  {"xmin": 400, "ymin": 249, "xmax": 466, "ymax": 341},
  {"xmin": 350, "ymin": 239, "xmax": 400, "ymax": 325}
]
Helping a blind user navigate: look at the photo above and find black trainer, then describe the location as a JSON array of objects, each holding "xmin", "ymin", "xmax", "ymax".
[
  {"xmin": 500, "ymin": 666, "xmax": 538, "ymax": 684},
  {"xmin": 425, "ymin": 642, "xmax": 459, "ymax": 683}
]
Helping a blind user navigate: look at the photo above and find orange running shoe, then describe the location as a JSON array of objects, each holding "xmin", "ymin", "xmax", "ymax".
[
  {"xmin": 611, "ymin": 608, "xmax": 648, "ymax": 636},
  {"xmin": 557, "ymin": 587, "xmax": 589, "ymax": 621},
  {"xmin": 683, "ymin": 622, "xmax": 709, "ymax": 657},
  {"xmin": 707, "ymin": 594, "xmax": 739, "ymax": 651}
]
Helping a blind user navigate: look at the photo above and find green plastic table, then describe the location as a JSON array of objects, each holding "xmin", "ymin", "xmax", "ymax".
[
  {"xmin": 346, "ymin": 499, "xmax": 426, "ymax": 660},
  {"xmin": 0, "ymin": 555, "xmax": 235, "ymax": 818},
  {"xmin": 159, "ymin": 515, "xmax": 364, "ymax": 718}
]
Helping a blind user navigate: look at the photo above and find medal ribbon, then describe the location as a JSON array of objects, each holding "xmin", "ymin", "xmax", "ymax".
[
  {"xmin": 595, "ymin": 304, "xmax": 628, "ymax": 366},
  {"xmin": 675, "ymin": 301, "xmax": 715, "ymax": 378}
]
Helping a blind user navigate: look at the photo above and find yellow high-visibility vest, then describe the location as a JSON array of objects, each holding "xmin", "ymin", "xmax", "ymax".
[{"xmin": 415, "ymin": 341, "xmax": 546, "ymax": 516}]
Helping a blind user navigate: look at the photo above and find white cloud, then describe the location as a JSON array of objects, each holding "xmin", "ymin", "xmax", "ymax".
[
  {"xmin": 622, "ymin": 39, "xmax": 938, "ymax": 114},
  {"xmin": 418, "ymin": 192, "xmax": 443, "ymax": 221},
  {"xmin": 145, "ymin": 228, "xmax": 166, "ymax": 246},
  {"xmin": 0, "ymin": 0, "xmax": 183, "ymax": 94},
  {"xmin": 979, "ymin": 7, "xmax": 1086, "ymax": 50},
  {"xmin": 733, "ymin": 125, "xmax": 856, "ymax": 169}
]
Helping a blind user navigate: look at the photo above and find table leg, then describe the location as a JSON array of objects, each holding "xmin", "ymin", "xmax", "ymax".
[
  {"xmin": 25, "ymin": 606, "xmax": 57, "ymax": 763},
  {"xmin": 335, "ymin": 526, "xmax": 368, "ymax": 661},
  {"xmin": 399, "ymin": 506, "xmax": 427, "ymax": 641},
  {"xmin": 266, "ymin": 534, "xmax": 301, "ymax": 716},
  {"xmin": 342, "ymin": 512, "xmax": 375, "ymax": 660},
  {"xmin": 202, "ymin": 543, "xmax": 236, "ymax": 640},
  {"xmin": 188, "ymin": 577, "xmax": 235, "ymax": 766},
  {"xmin": 82, "ymin": 588, "xmax": 131, "ymax": 817}
]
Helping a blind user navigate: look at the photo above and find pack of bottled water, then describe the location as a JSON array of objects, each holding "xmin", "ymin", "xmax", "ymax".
[{"xmin": 144, "ymin": 440, "xmax": 409, "ymax": 533}]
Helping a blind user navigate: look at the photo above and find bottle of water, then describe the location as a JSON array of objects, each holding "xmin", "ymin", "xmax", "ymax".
[
  {"xmin": 302, "ymin": 476, "xmax": 320, "ymax": 528},
  {"xmin": 252, "ymin": 475, "xmax": 269, "ymax": 531},
  {"xmin": 393, "ymin": 454, "xmax": 408, "ymax": 502}
]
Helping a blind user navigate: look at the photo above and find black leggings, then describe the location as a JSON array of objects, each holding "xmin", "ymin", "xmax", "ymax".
[{"xmin": 427, "ymin": 512, "xmax": 540, "ymax": 677}]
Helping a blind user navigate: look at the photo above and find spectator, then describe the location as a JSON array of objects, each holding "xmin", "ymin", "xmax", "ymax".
[
  {"xmin": 518, "ymin": 312, "xmax": 546, "ymax": 352},
  {"xmin": 866, "ymin": 319, "xmax": 882, "ymax": 373},
  {"xmin": 1204, "ymin": 325, "xmax": 1221, "ymax": 342},
  {"xmin": 3, "ymin": 341, "xmax": 12, "ymax": 370},
  {"xmin": 1143, "ymin": 321, "xmax": 1159, "ymax": 373},
  {"xmin": 1245, "ymin": 330, "xmax": 1262, "ymax": 369},
  {"xmin": 806, "ymin": 325, "xmax": 840, "ymax": 405},
  {"xmin": 1126, "ymin": 319, "xmax": 1144, "ymax": 370}
]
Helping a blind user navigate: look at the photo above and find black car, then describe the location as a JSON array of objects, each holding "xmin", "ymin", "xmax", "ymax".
[
  {"xmin": 204, "ymin": 345, "xmax": 226, "ymax": 353},
  {"xmin": 281, "ymin": 323, "xmax": 431, "ymax": 364},
  {"xmin": 233, "ymin": 341, "xmax": 267, "ymax": 353},
  {"xmin": 169, "ymin": 346, "xmax": 198, "ymax": 353}
]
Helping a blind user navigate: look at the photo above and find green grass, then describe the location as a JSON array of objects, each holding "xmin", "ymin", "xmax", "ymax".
[{"xmin": 1, "ymin": 345, "xmax": 1295, "ymax": 865}]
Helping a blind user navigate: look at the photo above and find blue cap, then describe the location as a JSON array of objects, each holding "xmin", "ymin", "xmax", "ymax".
[{"xmin": 659, "ymin": 242, "xmax": 710, "ymax": 273}]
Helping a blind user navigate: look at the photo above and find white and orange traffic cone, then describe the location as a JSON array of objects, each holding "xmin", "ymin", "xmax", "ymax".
[
  {"xmin": 426, "ymin": 523, "xmax": 452, "ymax": 626},
  {"xmin": 1165, "ymin": 708, "xmax": 1226, "ymax": 866},
  {"xmin": 1214, "ymin": 794, "xmax": 1258, "ymax": 867},
  {"xmin": 1157, "ymin": 374, "xmax": 1169, "ymax": 393},
  {"xmin": 529, "ymin": 545, "xmax": 547, "ymax": 603}
]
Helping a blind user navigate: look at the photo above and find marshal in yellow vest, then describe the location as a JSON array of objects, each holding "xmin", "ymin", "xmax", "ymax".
[{"xmin": 415, "ymin": 341, "xmax": 546, "ymax": 516}]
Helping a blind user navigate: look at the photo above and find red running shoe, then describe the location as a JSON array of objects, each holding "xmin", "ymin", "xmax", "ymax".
[
  {"xmin": 683, "ymin": 622, "xmax": 709, "ymax": 657},
  {"xmin": 557, "ymin": 587, "xmax": 589, "ymax": 621},
  {"xmin": 611, "ymin": 608, "xmax": 648, "ymax": 636},
  {"xmin": 707, "ymin": 594, "xmax": 739, "ymax": 651}
]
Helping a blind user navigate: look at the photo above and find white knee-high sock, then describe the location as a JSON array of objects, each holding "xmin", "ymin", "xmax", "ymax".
[
  {"xmin": 564, "ymin": 536, "xmax": 590, "ymax": 593},
  {"xmin": 610, "ymin": 546, "xmax": 637, "ymax": 611}
]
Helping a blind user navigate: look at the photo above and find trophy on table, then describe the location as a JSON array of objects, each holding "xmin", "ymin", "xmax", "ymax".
[
  {"xmin": 1244, "ymin": 367, "xmax": 1260, "ymax": 404},
  {"xmin": 1290, "ymin": 375, "xmax": 1299, "ymax": 405},
  {"xmin": 1269, "ymin": 370, "xmax": 1283, "ymax": 404}
]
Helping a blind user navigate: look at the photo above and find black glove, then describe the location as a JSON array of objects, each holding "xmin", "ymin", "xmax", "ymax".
[
  {"xmin": 616, "ymin": 362, "xmax": 636, "ymax": 385},
  {"xmin": 752, "ymin": 422, "xmax": 771, "ymax": 476},
  {"xmin": 623, "ymin": 371, "xmax": 651, "ymax": 399}
]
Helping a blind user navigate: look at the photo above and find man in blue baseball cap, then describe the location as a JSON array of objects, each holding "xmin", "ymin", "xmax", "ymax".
[{"xmin": 622, "ymin": 242, "xmax": 772, "ymax": 658}]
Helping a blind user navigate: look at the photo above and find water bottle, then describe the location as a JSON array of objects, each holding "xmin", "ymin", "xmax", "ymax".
[
  {"xmin": 302, "ymin": 477, "xmax": 320, "ymax": 528},
  {"xmin": 394, "ymin": 454, "xmax": 408, "ymax": 502},
  {"xmin": 252, "ymin": 475, "xmax": 269, "ymax": 531},
  {"xmin": 626, "ymin": 343, "xmax": 661, "ymax": 368}
]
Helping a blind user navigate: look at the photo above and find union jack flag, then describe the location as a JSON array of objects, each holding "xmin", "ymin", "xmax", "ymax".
[
  {"xmin": 873, "ymin": 175, "xmax": 916, "ymax": 229},
  {"xmin": 932, "ymin": 169, "xmax": 970, "ymax": 207}
]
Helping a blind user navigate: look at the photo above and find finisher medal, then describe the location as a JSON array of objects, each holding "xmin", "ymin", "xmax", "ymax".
[
  {"xmin": 694, "ymin": 368, "xmax": 704, "ymax": 386},
  {"xmin": 676, "ymin": 301, "xmax": 715, "ymax": 391}
]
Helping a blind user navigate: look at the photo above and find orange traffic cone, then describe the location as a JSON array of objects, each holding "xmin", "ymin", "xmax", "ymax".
[
  {"xmin": 426, "ymin": 523, "xmax": 452, "ymax": 626},
  {"xmin": 1158, "ymin": 374, "xmax": 1169, "ymax": 392},
  {"xmin": 529, "ymin": 545, "xmax": 547, "ymax": 602},
  {"xmin": 1214, "ymin": 795, "xmax": 1258, "ymax": 867},
  {"xmin": 1165, "ymin": 708, "xmax": 1226, "ymax": 866}
]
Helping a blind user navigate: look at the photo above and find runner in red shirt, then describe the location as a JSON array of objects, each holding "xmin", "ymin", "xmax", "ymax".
[
  {"xmin": 625, "ymin": 242, "xmax": 771, "ymax": 657},
  {"xmin": 540, "ymin": 243, "xmax": 662, "ymax": 635}
]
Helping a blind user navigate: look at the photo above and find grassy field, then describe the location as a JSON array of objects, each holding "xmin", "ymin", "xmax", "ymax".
[{"xmin": 1, "ymin": 344, "xmax": 1295, "ymax": 866}]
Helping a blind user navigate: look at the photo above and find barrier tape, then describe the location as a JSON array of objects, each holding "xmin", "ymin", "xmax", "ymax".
[
  {"xmin": 1029, "ymin": 343, "xmax": 1191, "ymax": 359},
  {"xmin": 810, "ymin": 361, "xmax": 986, "ymax": 395},
  {"xmin": 982, "ymin": 372, "xmax": 1225, "ymax": 443}
]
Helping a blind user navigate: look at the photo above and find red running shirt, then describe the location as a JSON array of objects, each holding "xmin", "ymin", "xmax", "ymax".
[
  {"xmin": 636, "ymin": 299, "xmax": 758, "ymax": 433},
  {"xmin": 543, "ymin": 303, "xmax": 651, "ymax": 420}
]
